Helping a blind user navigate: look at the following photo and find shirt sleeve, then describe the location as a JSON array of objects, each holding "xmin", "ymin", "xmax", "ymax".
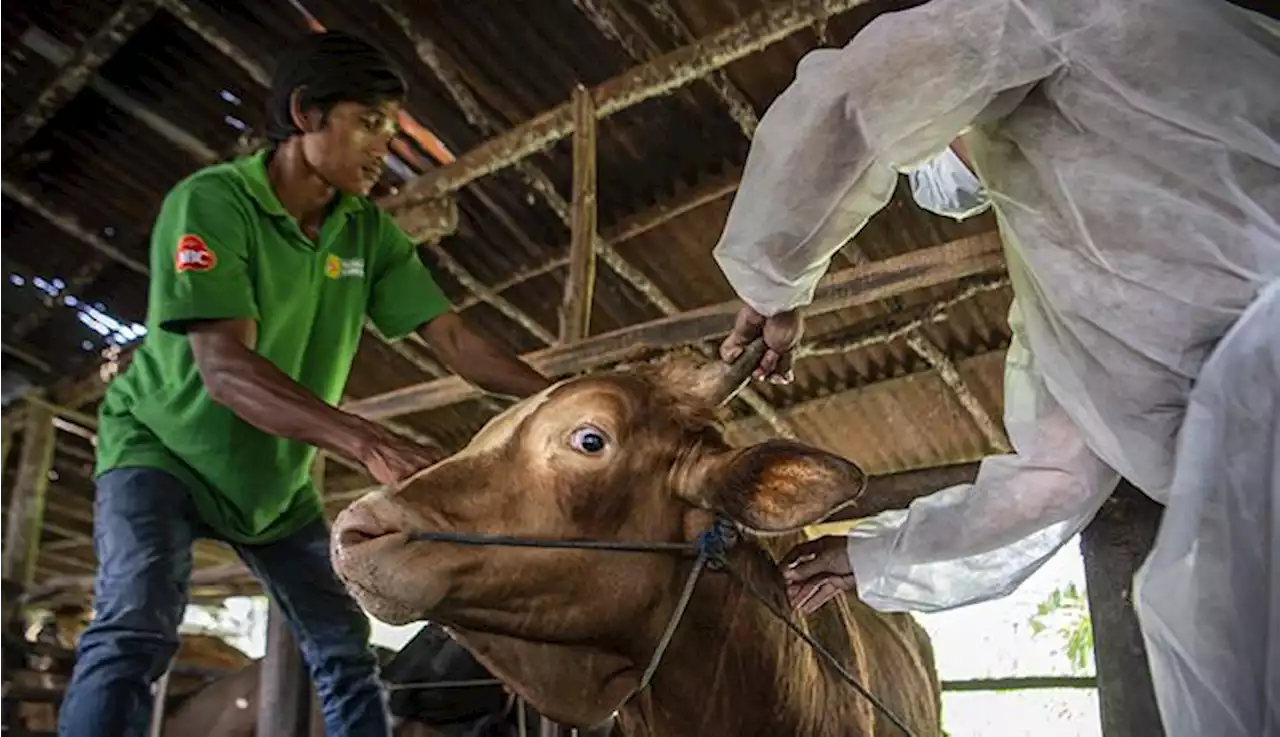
[
  {"xmin": 366, "ymin": 211, "xmax": 453, "ymax": 341},
  {"xmin": 841, "ymin": 319, "xmax": 1121, "ymax": 613},
  {"xmin": 712, "ymin": 0, "xmax": 1064, "ymax": 316},
  {"xmin": 149, "ymin": 176, "xmax": 259, "ymax": 334}
]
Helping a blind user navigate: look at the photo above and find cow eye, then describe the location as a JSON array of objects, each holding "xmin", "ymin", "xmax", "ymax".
[{"xmin": 568, "ymin": 426, "xmax": 609, "ymax": 454}]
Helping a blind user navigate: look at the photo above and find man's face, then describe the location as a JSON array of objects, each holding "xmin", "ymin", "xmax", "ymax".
[{"xmin": 301, "ymin": 99, "xmax": 401, "ymax": 196}]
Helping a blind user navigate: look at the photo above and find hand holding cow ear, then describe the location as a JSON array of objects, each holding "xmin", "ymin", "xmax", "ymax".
[
  {"xmin": 719, "ymin": 306, "xmax": 802, "ymax": 385},
  {"xmin": 781, "ymin": 536, "xmax": 857, "ymax": 615}
]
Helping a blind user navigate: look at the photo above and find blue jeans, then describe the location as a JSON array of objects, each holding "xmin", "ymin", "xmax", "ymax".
[{"xmin": 57, "ymin": 468, "xmax": 390, "ymax": 737}]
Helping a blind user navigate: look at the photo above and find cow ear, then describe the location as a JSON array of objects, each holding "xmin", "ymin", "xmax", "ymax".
[{"xmin": 677, "ymin": 440, "xmax": 868, "ymax": 533}]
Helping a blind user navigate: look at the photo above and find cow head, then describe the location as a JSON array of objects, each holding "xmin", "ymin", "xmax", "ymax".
[{"xmin": 331, "ymin": 351, "xmax": 867, "ymax": 725}]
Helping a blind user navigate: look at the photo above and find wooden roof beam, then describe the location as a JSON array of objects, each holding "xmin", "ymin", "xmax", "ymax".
[
  {"xmin": 2, "ymin": 0, "xmax": 159, "ymax": 159},
  {"xmin": 16, "ymin": 24, "xmax": 219, "ymax": 165},
  {"xmin": 573, "ymin": 0, "xmax": 759, "ymax": 138},
  {"xmin": 559, "ymin": 86, "xmax": 599, "ymax": 343},
  {"xmin": 643, "ymin": 0, "xmax": 760, "ymax": 138},
  {"xmin": 371, "ymin": 0, "xmax": 567, "ymax": 210},
  {"xmin": 1, "ymin": 180, "xmax": 148, "ymax": 275},
  {"xmin": 341, "ymin": 233, "xmax": 1006, "ymax": 420},
  {"xmin": 158, "ymin": 0, "xmax": 271, "ymax": 87},
  {"xmin": 379, "ymin": 0, "xmax": 868, "ymax": 210}
]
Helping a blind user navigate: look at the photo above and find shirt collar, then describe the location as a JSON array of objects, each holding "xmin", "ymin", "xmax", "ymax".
[{"xmin": 234, "ymin": 149, "xmax": 365, "ymax": 222}]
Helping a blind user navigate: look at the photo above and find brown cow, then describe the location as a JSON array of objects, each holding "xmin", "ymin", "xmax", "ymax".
[{"xmin": 330, "ymin": 352, "xmax": 942, "ymax": 737}]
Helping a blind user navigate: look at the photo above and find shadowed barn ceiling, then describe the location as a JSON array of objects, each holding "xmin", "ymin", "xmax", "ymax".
[{"xmin": 2, "ymin": 0, "xmax": 1011, "ymax": 602}]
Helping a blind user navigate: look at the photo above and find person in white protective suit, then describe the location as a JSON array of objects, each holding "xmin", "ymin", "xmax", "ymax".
[{"xmin": 710, "ymin": 0, "xmax": 1280, "ymax": 735}]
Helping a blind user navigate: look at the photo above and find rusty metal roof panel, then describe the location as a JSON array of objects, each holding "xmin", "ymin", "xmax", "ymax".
[{"xmin": 731, "ymin": 349, "xmax": 1006, "ymax": 475}]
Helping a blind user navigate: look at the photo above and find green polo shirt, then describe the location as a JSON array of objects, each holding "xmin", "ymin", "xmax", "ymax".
[{"xmin": 94, "ymin": 151, "xmax": 451, "ymax": 544}]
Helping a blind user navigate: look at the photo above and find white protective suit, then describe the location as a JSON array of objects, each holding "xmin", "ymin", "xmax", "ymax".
[{"xmin": 711, "ymin": 0, "xmax": 1280, "ymax": 734}]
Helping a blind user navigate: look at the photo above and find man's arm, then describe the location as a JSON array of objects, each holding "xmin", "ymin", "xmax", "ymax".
[
  {"xmin": 188, "ymin": 318, "xmax": 440, "ymax": 485},
  {"xmin": 417, "ymin": 312, "xmax": 552, "ymax": 399},
  {"xmin": 713, "ymin": 0, "xmax": 1063, "ymax": 317},
  {"xmin": 367, "ymin": 210, "xmax": 553, "ymax": 401}
]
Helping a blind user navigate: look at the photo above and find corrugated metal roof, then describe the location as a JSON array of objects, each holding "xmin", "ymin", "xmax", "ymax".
[{"xmin": 2, "ymin": 0, "xmax": 1013, "ymax": 589}]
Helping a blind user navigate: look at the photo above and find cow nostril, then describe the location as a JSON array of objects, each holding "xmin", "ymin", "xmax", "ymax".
[
  {"xmin": 338, "ymin": 525, "xmax": 380, "ymax": 548},
  {"xmin": 335, "ymin": 506, "xmax": 400, "ymax": 549}
]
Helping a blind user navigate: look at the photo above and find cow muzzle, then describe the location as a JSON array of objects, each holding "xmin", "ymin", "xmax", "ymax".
[{"xmin": 330, "ymin": 494, "xmax": 449, "ymax": 624}]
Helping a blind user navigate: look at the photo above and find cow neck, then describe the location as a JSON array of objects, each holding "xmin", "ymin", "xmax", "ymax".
[{"xmin": 615, "ymin": 545, "xmax": 871, "ymax": 737}]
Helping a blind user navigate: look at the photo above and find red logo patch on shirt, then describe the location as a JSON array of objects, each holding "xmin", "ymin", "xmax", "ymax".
[{"xmin": 175, "ymin": 234, "xmax": 217, "ymax": 273}]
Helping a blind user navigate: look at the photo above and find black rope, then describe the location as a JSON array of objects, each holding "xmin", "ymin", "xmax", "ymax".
[
  {"xmin": 718, "ymin": 561, "xmax": 918, "ymax": 737},
  {"xmin": 385, "ymin": 678, "xmax": 504, "ymax": 692},
  {"xmin": 408, "ymin": 531, "xmax": 697, "ymax": 555}
]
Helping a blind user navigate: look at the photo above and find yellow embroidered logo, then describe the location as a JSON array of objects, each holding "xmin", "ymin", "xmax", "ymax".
[{"xmin": 324, "ymin": 255, "xmax": 364, "ymax": 280}]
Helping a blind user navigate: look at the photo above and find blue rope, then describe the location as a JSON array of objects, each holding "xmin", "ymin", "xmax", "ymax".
[{"xmin": 694, "ymin": 517, "xmax": 738, "ymax": 565}]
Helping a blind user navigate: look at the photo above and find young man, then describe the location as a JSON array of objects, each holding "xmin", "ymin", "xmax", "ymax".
[
  {"xmin": 58, "ymin": 31, "xmax": 552, "ymax": 737},
  {"xmin": 713, "ymin": 1, "xmax": 1277, "ymax": 736}
]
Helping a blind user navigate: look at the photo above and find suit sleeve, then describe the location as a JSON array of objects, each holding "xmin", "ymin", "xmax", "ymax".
[{"xmin": 712, "ymin": 0, "xmax": 1063, "ymax": 316}]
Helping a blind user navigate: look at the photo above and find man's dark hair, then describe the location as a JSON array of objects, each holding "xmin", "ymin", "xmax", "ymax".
[{"xmin": 266, "ymin": 30, "xmax": 407, "ymax": 144}]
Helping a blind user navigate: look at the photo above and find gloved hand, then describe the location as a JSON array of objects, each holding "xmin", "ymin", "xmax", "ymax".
[{"xmin": 718, "ymin": 306, "xmax": 802, "ymax": 384}]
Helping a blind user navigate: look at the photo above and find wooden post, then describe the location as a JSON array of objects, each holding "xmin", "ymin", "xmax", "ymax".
[
  {"xmin": 2, "ymin": 402, "xmax": 56, "ymax": 588},
  {"xmin": 1081, "ymin": 481, "xmax": 1165, "ymax": 737},
  {"xmin": 256, "ymin": 602, "xmax": 311, "ymax": 737},
  {"xmin": 560, "ymin": 85, "xmax": 599, "ymax": 344}
]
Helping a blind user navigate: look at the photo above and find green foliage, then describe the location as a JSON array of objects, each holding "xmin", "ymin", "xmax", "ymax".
[{"xmin": 1028, "ymin": 582, "xmax": 1094, "ymax": 674}]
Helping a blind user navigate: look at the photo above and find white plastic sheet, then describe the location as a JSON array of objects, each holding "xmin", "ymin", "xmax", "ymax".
[
  {"xmin": 711, "ymin": 0, "xmax": 1280, "ymax": 733},
  {"xmin": 1134, "ymin": 280, "xmax": 1279, "ymax": 737}
]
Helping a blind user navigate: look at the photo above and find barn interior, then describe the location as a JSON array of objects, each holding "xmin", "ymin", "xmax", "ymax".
[{"xmin": 1, "ymin": 0, "xmax": 1167, "ymax": 735}]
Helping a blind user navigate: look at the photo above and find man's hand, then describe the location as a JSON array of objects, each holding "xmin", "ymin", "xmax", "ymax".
[
  {"xmin": 780, "ymin": 535, "xmax": 856, "ymax": 615},
  {"xmin": 359, "ymin": 429, "xmax": 449, "ymax": 487},
  {"xmin": 719, "ymin": 306, "xmax": 802, "ymax": 384}
]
